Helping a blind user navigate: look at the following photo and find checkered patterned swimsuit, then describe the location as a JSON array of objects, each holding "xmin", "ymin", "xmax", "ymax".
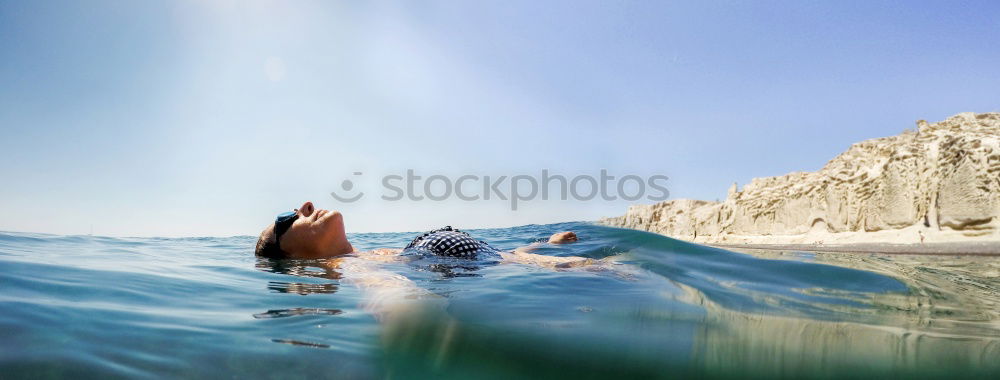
[{"xmin": 404, "ymin": 226, "xmax": 500, "ymax": 258}]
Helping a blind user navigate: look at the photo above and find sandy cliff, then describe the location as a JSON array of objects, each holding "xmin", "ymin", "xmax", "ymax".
[{"xmin": 601, "ymin": 112, "xmax": 1000, "ymax": 245}]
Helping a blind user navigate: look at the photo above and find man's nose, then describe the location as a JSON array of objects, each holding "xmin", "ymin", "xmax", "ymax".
[{"xmin": 298, "ymin": 201, "xmax": 315, "ymax": 216}]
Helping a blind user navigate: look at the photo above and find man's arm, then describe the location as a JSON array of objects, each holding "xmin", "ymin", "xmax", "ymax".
[
  {"xmin": 502, "ymin": 231, "xmax": 597, "ymax": 269},
  {"xmin": 325, "ymin": 256, "xmax": 444, "ymax": 322}
]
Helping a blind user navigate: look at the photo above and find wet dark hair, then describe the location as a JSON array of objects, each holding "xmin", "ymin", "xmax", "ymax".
[{"xmin": 255, "ymin": 226, "xmax": 287, "ymax": 259}]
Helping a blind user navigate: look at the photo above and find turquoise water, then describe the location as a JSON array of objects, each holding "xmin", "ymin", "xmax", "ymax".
[{"xmin": 2, "ymin": 222, "xmax": 998, "ymax": 378}]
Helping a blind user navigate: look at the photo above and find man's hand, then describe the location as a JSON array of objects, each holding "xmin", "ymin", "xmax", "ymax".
[{"xmin": 548, "ymin": 231, "xmax": 578, "ymax": 244}]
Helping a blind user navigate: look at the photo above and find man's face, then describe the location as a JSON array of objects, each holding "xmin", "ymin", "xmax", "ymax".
[{"xmin": 277, "ymin": 201, "xmax": 353, "ymax": 258}]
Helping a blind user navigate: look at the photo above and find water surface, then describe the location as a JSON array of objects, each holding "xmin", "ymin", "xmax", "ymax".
[{"xmin": 1, "ymin": 222, "xmax": 998, "ymax": 378}]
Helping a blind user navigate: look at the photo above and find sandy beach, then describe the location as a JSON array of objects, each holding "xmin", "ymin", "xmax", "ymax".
[{"xmin": 712, "ymin": 241, "xmax": 1000, "ymax": 256}]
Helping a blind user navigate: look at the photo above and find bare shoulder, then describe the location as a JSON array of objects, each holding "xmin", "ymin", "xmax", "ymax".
[
  {"xmin": 367, "ymin": 248, "xmax": 404, "ymax": 256},
  {"xmin": 352, "ymin": 248, "xmax": 405, "ymax": 263}
]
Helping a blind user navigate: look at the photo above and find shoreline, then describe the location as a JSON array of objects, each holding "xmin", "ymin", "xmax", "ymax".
[
  {"xmin": 601, "ymin": 113, "xmax": 1000, "ymax": 252},
  {"xmin": 710, "ymin": 241, "xmax": 1000, "ymax": 256}
]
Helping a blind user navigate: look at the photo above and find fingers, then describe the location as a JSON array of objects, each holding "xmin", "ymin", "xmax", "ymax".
[{"xmin": 548, "ymin": 231, "xmax": 578, "ymax": 244}]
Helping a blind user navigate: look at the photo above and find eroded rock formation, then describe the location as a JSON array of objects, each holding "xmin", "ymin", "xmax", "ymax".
[{"xmin": 601, "ymin": 112, "xmax": 1000, "ymax": 244}]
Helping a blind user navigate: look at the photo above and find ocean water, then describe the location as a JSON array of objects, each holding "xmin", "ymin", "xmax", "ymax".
[{"xmin": 1, "ymin": 222, "xmax": 998, "ymax": 379}]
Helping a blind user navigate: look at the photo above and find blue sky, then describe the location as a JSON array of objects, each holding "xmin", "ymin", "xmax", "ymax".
[{"xmin": 1, "ymin": 0, "xmax": 998, "ymax": 237}]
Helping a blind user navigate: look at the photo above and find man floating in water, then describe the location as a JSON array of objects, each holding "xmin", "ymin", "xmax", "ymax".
[
  {"xmin": 254, "ymin": 201, "xmax": 599, "ymax": 323},
  {"xmin": 255, "ymin": 201, "xmax": 591, "ymax": 268}
]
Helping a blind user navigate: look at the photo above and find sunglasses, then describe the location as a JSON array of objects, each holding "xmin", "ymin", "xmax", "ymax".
[{"xmin": 274, "ymin": 211, "xmax": 299, "ymax": 246}]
